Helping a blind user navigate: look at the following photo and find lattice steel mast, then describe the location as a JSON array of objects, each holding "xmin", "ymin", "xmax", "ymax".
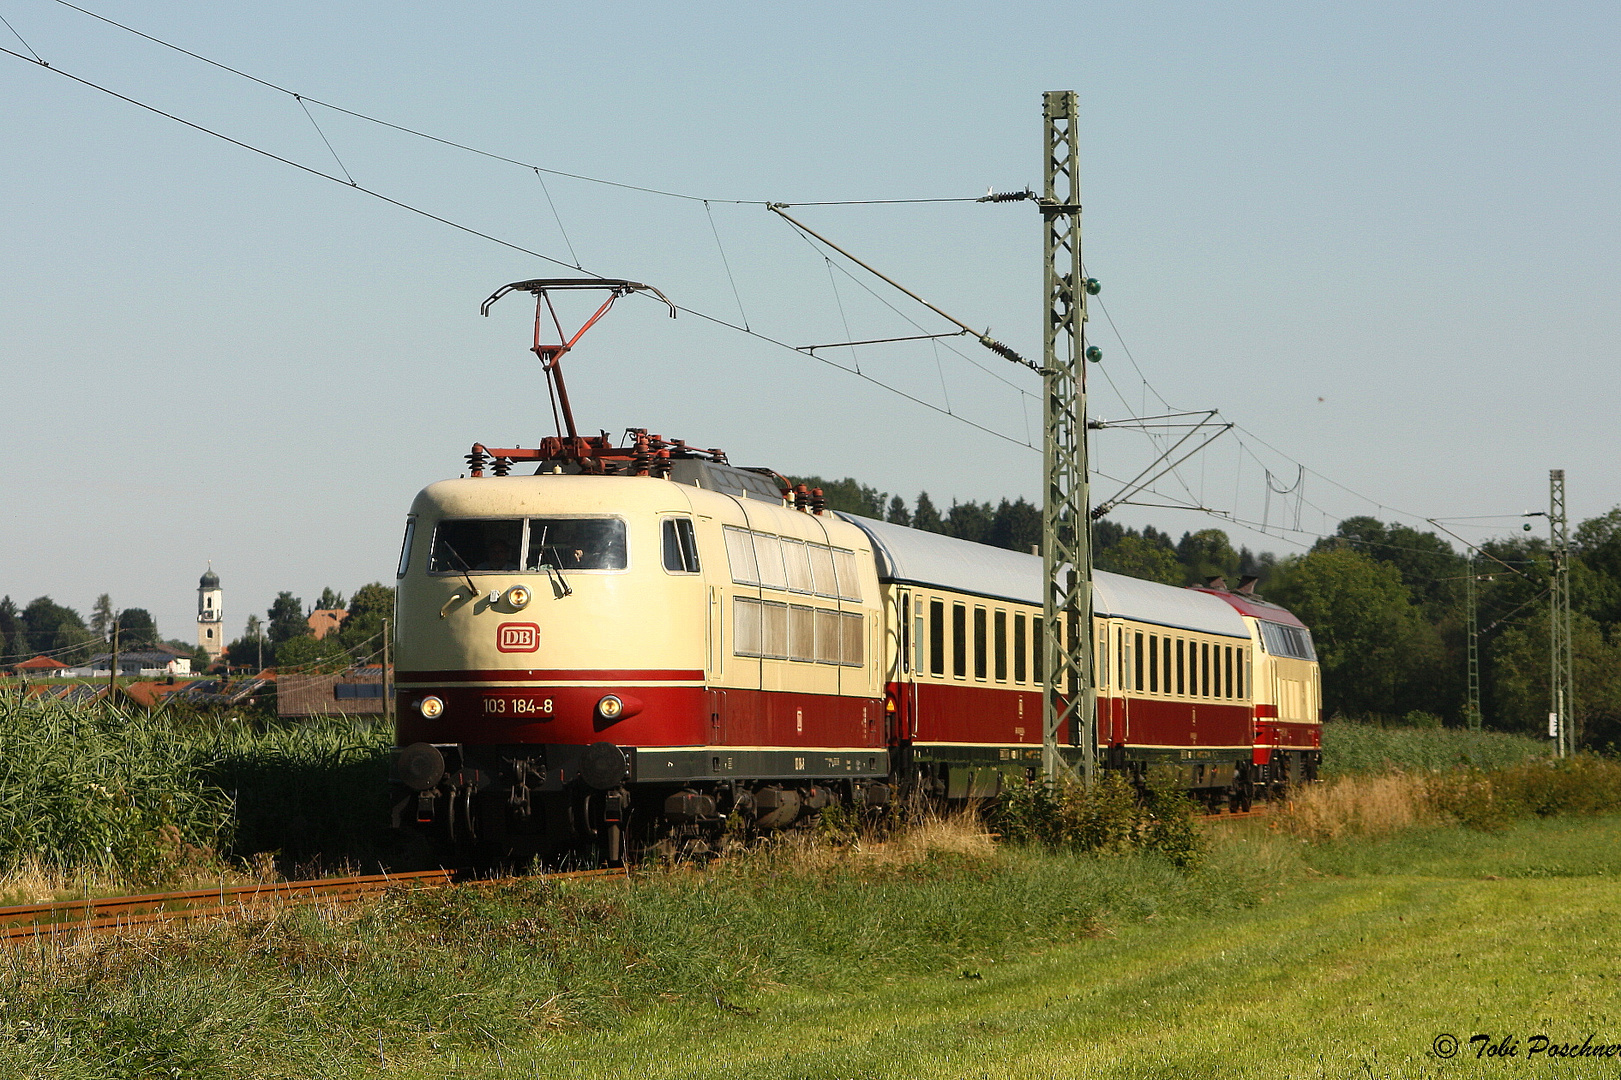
[
  {"xmin": 1041, "ymin": 90, "xmax": 1096, "ymax": 784},
  {"xmin": 1465, "ymin": 558, "xmax": 1482, "ymax": 731},
  {"xmin": 1549, "ymin": 468, "xmax": 1574, "ymax": 756}
]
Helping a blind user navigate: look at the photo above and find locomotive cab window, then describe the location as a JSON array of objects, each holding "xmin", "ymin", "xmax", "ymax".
[
  {"xmin": 527, "ymin": 518, "xmax": 627, "ymax": 571},
  {"xmin": 661, "ymin": 518, "xmax": 700, "ymax": 574},
  {"xmin": 430, "ymin": 519, "xmax": 522, "ymax": 573},
  {"xmin": 397, "ymin": 519, "xmax": 415, "ymax": 577}
]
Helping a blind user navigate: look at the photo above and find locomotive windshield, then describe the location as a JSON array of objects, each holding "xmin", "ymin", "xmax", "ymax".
[
  {"xmin": 427, "ymin": 517, "xmax": 626, "ymax": 573},
  {"xmin": 430, "ymin": 519, "xmax": 523, "ymax": 573},
  {"xmin": 527, "ymin": 518, "xmax": 627, "ymax": 571},
  {"xmin": 1258, "ymin": 620, "xmax": 1316, "ymax": 660}
]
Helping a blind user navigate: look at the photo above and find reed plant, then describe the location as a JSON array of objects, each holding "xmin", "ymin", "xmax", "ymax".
[{"xmin": 1321, "ymin": 720, "xmax": 1549, "ymax": 777}]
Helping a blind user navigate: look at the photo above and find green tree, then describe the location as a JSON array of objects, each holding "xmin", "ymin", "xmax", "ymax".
[
  {"xmin": 913, "ymin": 492, "xmax": 944, "ymax": 533},
  {"xmin": 1176, "ymin": 529, "xmax": 1241, "ymax": 586},
  {"xmin": 989, "ymin": 498, "xmax": 1041, "ymax": 554},
  {"xmin": 113, "ymin": 608, "xmax": 158, "ymax": 648},
  {"xmin": 90, "ymin": 594, "xmax": 114, "ymax": 640},
  {"xmin": 223, "ymin": 634, "xmax": 270, "ymax": 672},
  {"xmin": 275, "ymin": 633, "xmax": 349, "ymax": 672},
  {"xmin": 267, "ymin": 592, "xmax": 306, "ymax": 644},
  {"xmin": 1490, "ymin": 611, "xmax": 1621, "ymax": 746},
  {"xmin": 943, "ymin": 500, "xmax": 993, "ymax": 545},
  {"xmin": 339, "ymin": 583, "xmax": 396, "ymax": 650},
  {"xmin": 0, "ymin": 596, "xmax": 19, "ymax": 664},
  {"xmin": 885, "ymin": 495, "xmax": 911, "ymax": 527},
  {"xmin": 1097, "ymin": 535, "xmax": 1182, "ymax": 585},
  {"xmin": 315, "ymin": 587, "xmax": 346, "ymax": 612},
  {"xmin": 1267, "ymin": 547, "xmax": 1434, "ymax": 719},
  {"xmin": 19, "ymin": 597, "xmax": 96, "ymax": 663}
]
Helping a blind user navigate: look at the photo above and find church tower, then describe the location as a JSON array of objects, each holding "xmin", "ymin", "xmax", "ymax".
[{"xmin": 197, "ymin": 564, "xmax": 223, "ymax": 660}]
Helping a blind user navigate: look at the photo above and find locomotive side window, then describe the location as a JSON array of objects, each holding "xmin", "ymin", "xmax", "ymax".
[
  {"xmin": 430, "ymin": 519, "xmax": 523, "ymax": 573},
  {"xmin": 841, "ymin": 612, "xmax": 865, "ymax": 667},
  {"xmin": 788, "ymin": 605, "xmax": 815, "ymax": 661},
  {"xmin": 1259, "ymin": 621, "xmax": 1317, "ymax": 660},
  {"xmin": 397, "ymin": 520, "xmax": 415, "ymax": 577},
  {"xmin": 733, "ymin": 597, "xmax": 763, "ymax": 656},
  {"xmin": 527, "ymin": 518, "xmax": 627, "ymax": 571},
  {"xmin": 832, "ymin": 549, "xmax": 863, "ymax": 601},
  {"xmin": 994, "ymin": 611, "xmax": 1008, "ymax": 682},
  {"xmin": 1014, "ymin": 613, "xmax": 1027, "ymax": 684},
  {"xmin": 753, "ymin": 534, "xmax": 789, "ymax": 590},
  {"xmin": 973, "ymin": 608, "xmax": 987, "ymax": 681},
  {"xmin": 952, "ymin": 604, "xmax": 967, "ymax": 679},
  {"xmin": 930, "ymin": 600, "xmax": 945, "ymax": 676},
  {"xmin": 808, "ymin": 544, "xmax": 838, "ymax": 598},
  {"xmin": 761, "ymin": 601, "xmax": 789, "ymax": 659},
  {"xmin": 724, "ymin": 527, "xmax": 759, "ymax": 585},
  {"xmin": 816, "ymin": 608, "xmax": 842, "ymax": 664},
  {"xmin": 661, "ymin": 518, "xmax": 700, "ymax": 574},
  {"xmin": 783, "ymin": 540, "xmax": 814, "ymax": 593}
]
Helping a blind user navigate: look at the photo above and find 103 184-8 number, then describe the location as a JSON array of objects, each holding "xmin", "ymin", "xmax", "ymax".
[{"xmin": 482, "ymin": 695, "xmax": 554, "ymax": 716}]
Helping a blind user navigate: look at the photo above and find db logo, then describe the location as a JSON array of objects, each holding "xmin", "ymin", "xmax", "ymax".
[{"xmin": 496, "ymin": 622, "xmax": 541, "ymax": 653}]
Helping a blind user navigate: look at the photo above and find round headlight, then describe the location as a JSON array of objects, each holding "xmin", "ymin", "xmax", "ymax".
[
  {"xmin": 506, "ymin": 584, "xmax": 532, "ymax": 609},
  {"xmin": 596, "ymin": 694, "xmax": 623, "ymax": 719},
  {"xmin": 418, "ymin": 695, "xmax": 445, "ymax": 719}
]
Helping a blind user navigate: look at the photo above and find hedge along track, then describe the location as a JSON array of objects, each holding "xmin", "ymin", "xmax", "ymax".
[{"xmin": 0, "ymin": 866, "xmax": 627, "ymax": 943}]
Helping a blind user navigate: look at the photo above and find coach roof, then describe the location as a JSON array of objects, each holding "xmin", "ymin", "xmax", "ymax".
[{"xmin": 837, "ymin": 514, "xmax": 1250, "ymax": 639}]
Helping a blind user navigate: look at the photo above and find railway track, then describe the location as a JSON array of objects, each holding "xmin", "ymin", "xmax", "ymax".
[{"xmin": 0, "ymin": 866, "xmax": 626, "ymax": 942}]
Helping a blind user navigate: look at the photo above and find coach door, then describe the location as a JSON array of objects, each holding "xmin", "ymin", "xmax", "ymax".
[
  {"xmin": 893, "ymin": 590, "xmax": 920, "ymax": 742},
  {"xmin": 706, "ymin": 688, "xmax": 728, "ymax": 745}
]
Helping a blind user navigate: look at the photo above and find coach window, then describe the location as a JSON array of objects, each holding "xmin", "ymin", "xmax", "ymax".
[
  {"xmin": 1014, "ymin": 613, "xmax": 1027, "ymax": 683},
  {"xmin": 1176, "ymin": 639, "xmax": 1185, "ymax": 696},
  {"xmin": 1148, "ymin": 633, "xmax": 1159, "ymax": 693},
  {"xmin": 1032, "ymin": 617, "xmax": 1044, "ymax": 683},
  {"xmin": 1236, "ymin": 647, "xmax": 1246, "ymax": 698},
  {"xmin": 1096, "ymin": 629, "xmax": 1107, "ymax": 689},
  {"xmin": 915, "ymin": 605, "xmax": 926, "ymax": 675},
  {"xmin": 1225, "ymin": 646, "xmax": 1235, "ymax": 698},
  {"xmin": 1133, "ymin": 632, "xmax": 1145, "ymax": 693},
  {"xmin": 973, "ymin": 608, "xmax": 988, "ymax": 681},
  {"xmin": 993, "ymin": 610, "xmax": 1008, "ymax": 682},
  {"xmin": 930, "ymin": 600, "xmax": 946, "ymax": 677},
  {"xmin": 899, "ymin": 595, "xmax": 911, "ymax": 674},
  {"xmin": 1197, "ymin": 641, "xmax": 1209, "ymax": 697},
  {"xmin": 662, "ymin": 518, "xmax": 700, "ymax": 574},
  {"xmin": 953, "ymin": 604, "xmax": 968, "ymax": 679},
  {"xmin": 431, "ymin": 519, "xmax": 523, "ymax": 574}
]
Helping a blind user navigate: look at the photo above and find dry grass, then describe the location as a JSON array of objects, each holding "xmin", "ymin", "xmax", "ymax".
[
  {"xmin": 0, "ymin": 854, "xmax": 262, "ymax": 908},
  {"xmin": 759, "ymin": 805, "xmax": 997, "ymax": 876},
  {"xmin": 1277, "ymin": 773, "xmax": 1442, "ymax": 843}
]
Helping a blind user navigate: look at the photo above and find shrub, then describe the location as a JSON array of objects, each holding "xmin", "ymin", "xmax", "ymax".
[{"xmin": 991, "ymin": 770, "xmax": 1206, "ymax": 868}]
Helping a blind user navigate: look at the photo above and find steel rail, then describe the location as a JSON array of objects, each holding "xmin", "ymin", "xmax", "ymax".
[{"xmin": 0, "ymin": 866, "xmax": 626, "ymax": 942}]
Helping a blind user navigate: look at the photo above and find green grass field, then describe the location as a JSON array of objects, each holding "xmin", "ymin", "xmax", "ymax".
[{"xmin": 6, "ymin": 816, "xmax": 1621, "ymax": 1079}]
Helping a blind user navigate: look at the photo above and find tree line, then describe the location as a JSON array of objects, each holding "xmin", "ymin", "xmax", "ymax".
[
  {"xmin": 0, "ymin": 594, "xmax": 194, "ymax": 667},
  {"xmin": 795, "ymin": 475, "xmax": 1621, "ymax": 748},
  {"xmin": 221, "ymin": 583, "xmax": 395, "ymax": 673}
]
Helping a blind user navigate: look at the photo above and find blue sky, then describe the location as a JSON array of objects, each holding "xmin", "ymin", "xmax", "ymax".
[{"xmin": 3, "ymin": 1, "xmax": 1617, "ymax": 644}]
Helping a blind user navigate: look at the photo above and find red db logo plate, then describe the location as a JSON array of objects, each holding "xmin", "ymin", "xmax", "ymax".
[{"xmin": 496, "ymin": 622, "xmax": 540, "ymax": 653}]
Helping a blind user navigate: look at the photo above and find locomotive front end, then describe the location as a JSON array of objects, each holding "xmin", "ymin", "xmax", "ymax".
[{"xmin": 391, "ymin": 472, "xmax": 708, "ymax": 865}]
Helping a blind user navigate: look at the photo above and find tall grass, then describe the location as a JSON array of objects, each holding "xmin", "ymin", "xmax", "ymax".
[
  {"xmin": 0, "ymin": 693, "xmax": 232, "ymax": 884},
  {"xmin": 1322, "ymin": 720, "xmax": 1550, "ymax": 778},
  {"xmin": 1281, "ymin": 755, "xmax": 1621, "ymax": 841}
]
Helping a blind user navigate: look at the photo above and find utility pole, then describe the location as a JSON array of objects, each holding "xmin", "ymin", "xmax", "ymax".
[
  {"xmin": 382, "ymin": 618, "xmax": 393, "ymax": 724},
  {"xmin": 1040, "ymin": 90, "xmax": 1096, "ymax": 784},
  {"xmin": 1465, "ymin": 557, "xmax": 1482, "ymax": 731},
  {"xmin": 108, "ymin": 620, "xmax": 119, "ymax": 701},
  {"xmin": 1548, "ymin": 468, "xmax": 1574, "ymax": 756}
]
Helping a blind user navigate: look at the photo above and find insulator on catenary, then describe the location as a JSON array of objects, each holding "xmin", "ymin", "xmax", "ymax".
[
  {"xmin": 980, "ymin": 336, "xmax": 1028, "ymax": 365},
  {"xmin": 978, "ymin": 188, "xmax": 1034, "ymax": 203}
]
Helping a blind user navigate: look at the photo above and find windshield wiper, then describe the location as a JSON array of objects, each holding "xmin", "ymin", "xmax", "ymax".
[{"xmin": 532, "ymin": 527, "xmax": 573, "ymax": 596}]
